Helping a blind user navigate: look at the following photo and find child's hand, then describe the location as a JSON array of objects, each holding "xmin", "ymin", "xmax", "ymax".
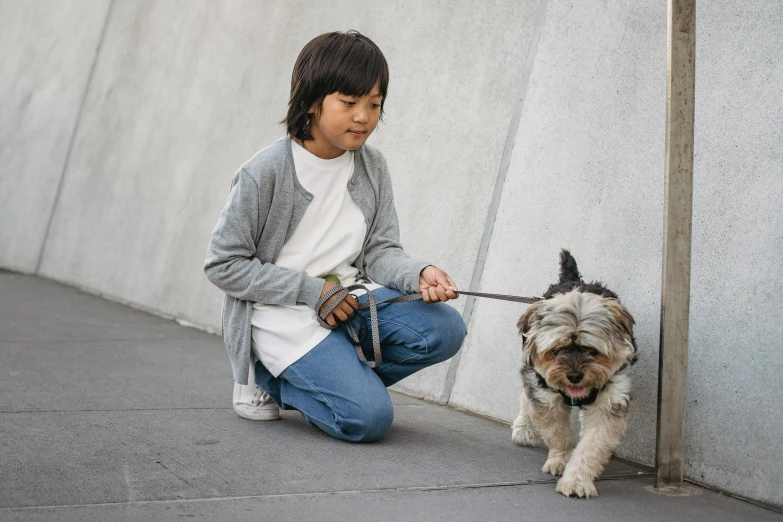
[
  {"xmin": 419, "ymin": 266, "xmax": 459, "ymax": 303},
  {"xmin": 318, "ymin": 281, "xmax": 359, "ymax": 327}
]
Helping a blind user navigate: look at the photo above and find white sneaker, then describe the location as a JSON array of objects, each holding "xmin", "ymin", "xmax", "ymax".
[{"xmin": 232, "ymin": 382, "xmax": 281, "ymax": 421}]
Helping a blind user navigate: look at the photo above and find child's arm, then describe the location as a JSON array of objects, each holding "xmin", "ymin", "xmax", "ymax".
[{"xmin": 204, "ymin": 168, "xmax": 324, "ymax": 309}]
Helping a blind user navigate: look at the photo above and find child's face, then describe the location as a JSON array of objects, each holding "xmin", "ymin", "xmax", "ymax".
[{"xmin": 306, "ymin": 82, "xmax": 382, "ymax": 159}]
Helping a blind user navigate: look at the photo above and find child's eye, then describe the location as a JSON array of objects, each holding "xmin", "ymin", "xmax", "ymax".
[
  {"xmin": 342, "ymin": 100, "xmax": 355, "ymax": 106},
  {"xmin": 371, "ymin": 104, "xmax": 381, "ymax": 110}
]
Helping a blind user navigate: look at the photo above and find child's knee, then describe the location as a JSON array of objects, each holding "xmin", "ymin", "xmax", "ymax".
[
  {"xmin": 356, "ymin": 400, "xmax": 394, "ymax": 442},
  {"xmin": 430, "ymin": 304, "xmax": 467, "ymax": 362},
  {"xmin": 334, "ymin": 392, "xmax": 394, "ymax": 442}
]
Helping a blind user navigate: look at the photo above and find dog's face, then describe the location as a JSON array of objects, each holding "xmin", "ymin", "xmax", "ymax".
[{"xmin": 518, "ymin": 290, "xmax": 635, "ymax": 400}]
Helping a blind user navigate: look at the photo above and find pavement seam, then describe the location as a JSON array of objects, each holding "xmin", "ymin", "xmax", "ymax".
[
  {"xmin": 683, "ymin": 479, "xmax": 783, "ymax": 516},
  {"xmin": 0, "ymin": 338, "xmax": 207, "ymax": 345},
  {"xmin": 0, "ymin": 475, "xmax": 651, "ymax": 512},
  {"xmin": 0, "ymin": 338, "xmax": 210, "ymax": 346},
  {"xmin": 0, "ymin": 407, "xmax": 230, "ymax": 414}
]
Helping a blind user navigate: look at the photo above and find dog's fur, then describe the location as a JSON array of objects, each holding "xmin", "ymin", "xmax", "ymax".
[{"xmin": 511, "ymin": 250, "xmax": 637, "ymax": 498}]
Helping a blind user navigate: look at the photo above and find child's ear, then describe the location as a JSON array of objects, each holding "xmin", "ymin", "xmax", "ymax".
[
  {"xmin": 306, "ymin": 105, "xmax": 320, "ymax": 124},
  {"xmin": 307, "ymin": 98, "xmax": 323, "ymax": 117}
]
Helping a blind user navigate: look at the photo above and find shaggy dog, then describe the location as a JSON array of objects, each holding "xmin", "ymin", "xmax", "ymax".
[{"xmin": 511, "ymin": 250, "xmax": 637, "ymax": 498}]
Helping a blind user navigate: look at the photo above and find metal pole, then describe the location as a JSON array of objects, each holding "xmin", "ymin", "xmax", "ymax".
[{"xmin": 655, "ymin": 0, "xmax": 695, "ymax": 489}]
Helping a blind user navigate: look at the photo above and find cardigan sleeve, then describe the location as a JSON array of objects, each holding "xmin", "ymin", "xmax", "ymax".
[{"xmin": 204, "ymin": 168, "xmax": 325, "ymax": 309}]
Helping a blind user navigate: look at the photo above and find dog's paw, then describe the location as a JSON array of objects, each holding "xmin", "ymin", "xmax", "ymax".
[
  {"xmin": 556, "ymin": 476, "xmax": 598, "ymax": 498},
  {"xmin": 542, "ymin": 457, "xmax": 568, "ymax": 476},
  {"xmin": 511, "ymin": 424, "xmax": 543, "ymax": 447}
]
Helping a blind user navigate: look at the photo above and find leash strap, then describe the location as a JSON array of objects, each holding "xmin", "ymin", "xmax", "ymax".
[
  {"xmin": 316, "ymin": 286, "xmax": 543, "ymax": 368},
  {"xmin": 315, "ymin": 284, "xmax": 383, "ymax": 368},
  {"xmin": 355, "ymin": 290, "xmax": 544, "ymax": 307}
]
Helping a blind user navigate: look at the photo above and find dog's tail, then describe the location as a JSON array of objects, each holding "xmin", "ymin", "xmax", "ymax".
[{"xmin": 559, "ymin": 249, "xmax": 582, "ymax": 283}]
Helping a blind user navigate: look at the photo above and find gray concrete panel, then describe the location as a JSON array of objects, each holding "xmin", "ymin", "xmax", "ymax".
[
  {"xmin": 34, "ymin": 0, "xmax": 540, "ymax": 401},
  {"xmin": 1, "ymin": 274, "xmax": 642, "ymax": 511},
  {"xmin": 0, "ymin": 338, "xmax": 227, "ymax": 413},
  {"xmin": 0, "ymin": 406, "xmax": 642, "ymax": 509},
  {"xmin": 0, "ymin": 274, "xmax": 227, "ymax": 413},
  {"xmin": 0, "ymin": 0, "xmax": 111, "ymax": 271},
  {"xmin": 448, "ymin": 0, "xmax": 667, "ymax": 470},
  {"xmin": 4, "ymin": 478, "xmax": 780, "ymax": 522},
  {"xmin": 7, "ymin": 266, "xmax": 783, "ymax": 521},
  {"xmin": 0, "ymin": 274, "xmax": 206, "ymax": 344},
  {"xmin": 683, "ymin": 1, "xmax": 783, "ymax": 506}
]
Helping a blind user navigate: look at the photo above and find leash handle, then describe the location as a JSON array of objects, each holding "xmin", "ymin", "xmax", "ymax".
[{"xmin": 316, "ymin": 284, "xmax": 383, "ymax": 367}]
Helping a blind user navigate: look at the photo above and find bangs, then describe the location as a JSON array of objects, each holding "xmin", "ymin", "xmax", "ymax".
[{"xmin": 319, "ymin": 36, "xmax": 389, "ymax": 98}]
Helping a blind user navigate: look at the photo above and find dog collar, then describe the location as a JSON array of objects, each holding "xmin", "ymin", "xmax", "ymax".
[{"xmin": 533, "ymin": 371, "xmax": 601, "ymax": 407}]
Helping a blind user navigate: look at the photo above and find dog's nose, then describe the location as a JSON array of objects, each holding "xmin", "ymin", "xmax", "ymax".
[{"xmin": 566, "ymin": 371, "xmax": 584, "ymax": 383}]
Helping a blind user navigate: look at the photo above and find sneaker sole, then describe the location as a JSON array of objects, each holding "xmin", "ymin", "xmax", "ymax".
[{"xmin": 233, "ymin": 407, "xmax": 282, "ymax": 421}]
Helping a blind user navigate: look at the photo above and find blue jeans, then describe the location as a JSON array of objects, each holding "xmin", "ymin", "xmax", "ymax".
[{"xmin": 254, "ymin": 287, "xmax": 467, "ymax": 442}]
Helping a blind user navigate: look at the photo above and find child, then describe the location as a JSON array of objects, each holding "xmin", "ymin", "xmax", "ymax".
[{"xmin": 205, "ymin": 30, "xmax": 466, "ymax": 442}]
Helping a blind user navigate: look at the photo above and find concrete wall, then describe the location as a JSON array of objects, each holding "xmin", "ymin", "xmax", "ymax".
[
  {"xmin": 30, "ymin": 0, "xmax": 540, "ymax": 401},
  {"xmin": 684, "ymin": 0, "xmax": 783, "ymax": 504},
  {"xmin": 1, "ymin": 0, "xmax": 781, "ymax": 508},
  {"xmin": 448, "ymin": 0, "xmax": 666, "ymax": 470},
  {"xmin": 0, "ymin": 0, "xmax": 111, "ymax": 271}
]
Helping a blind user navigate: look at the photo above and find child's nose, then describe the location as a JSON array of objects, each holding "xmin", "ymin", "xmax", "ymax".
[{"xmin": 354, "ymin": 107, "xmax": 368, "ymax": 123}]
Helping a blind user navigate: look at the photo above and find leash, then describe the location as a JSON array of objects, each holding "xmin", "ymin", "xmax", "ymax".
[{"xmin": 315, "ymin": 284, "xmax": 543, "ymax": 368}]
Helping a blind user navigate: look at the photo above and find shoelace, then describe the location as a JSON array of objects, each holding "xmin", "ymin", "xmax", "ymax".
[
  {"xmin": 250, "ymin": 387, "xmax": 274, "ymax": 408},
  {"xmin": 315, "ymin": 284, "xmax": 543, "ymax": 368}
]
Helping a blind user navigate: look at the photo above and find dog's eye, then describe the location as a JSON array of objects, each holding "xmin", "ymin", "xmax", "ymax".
[{"xmin": 586, "ymin": 348, "xmax": 599, "ymax": 357}]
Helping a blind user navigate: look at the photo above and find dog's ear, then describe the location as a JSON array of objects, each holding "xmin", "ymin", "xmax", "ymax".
[
  {"xmin": 605, "ymin": 299, "xmax": 635, "ymax": 336},
  {"xmin": 517, "ymin": 301, "xmax": 544, "ymax": 336},
  {"xmin": 518, "ymin": 301, "xmax": 544, "ymax": 367}
]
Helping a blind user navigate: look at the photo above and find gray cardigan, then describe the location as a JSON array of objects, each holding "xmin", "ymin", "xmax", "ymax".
[{"xmin": 205, "ymin": 136, "xmax": 430, "ymax": 384}]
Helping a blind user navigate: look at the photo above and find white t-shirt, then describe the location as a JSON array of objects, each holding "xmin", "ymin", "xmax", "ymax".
[{"xmin": 251, "ymin": 140, "xmax": 382, "ymax": 377}]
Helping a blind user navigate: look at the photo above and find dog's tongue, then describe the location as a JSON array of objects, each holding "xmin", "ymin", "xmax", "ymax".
[{"xmin": 567, "ymin": 385, "xmax": 588, "ymax": 398}]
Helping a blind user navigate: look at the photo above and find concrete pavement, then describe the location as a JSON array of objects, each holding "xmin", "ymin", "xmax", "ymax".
[{"xmin": 1, "ymin": 272, "xmax": 780, "ymax": 521}]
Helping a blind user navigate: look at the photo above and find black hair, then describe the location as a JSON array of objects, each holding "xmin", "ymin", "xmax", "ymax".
[{"xmin": 283, "ymin": 30, "xmax": 389, "ymax": 141}]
